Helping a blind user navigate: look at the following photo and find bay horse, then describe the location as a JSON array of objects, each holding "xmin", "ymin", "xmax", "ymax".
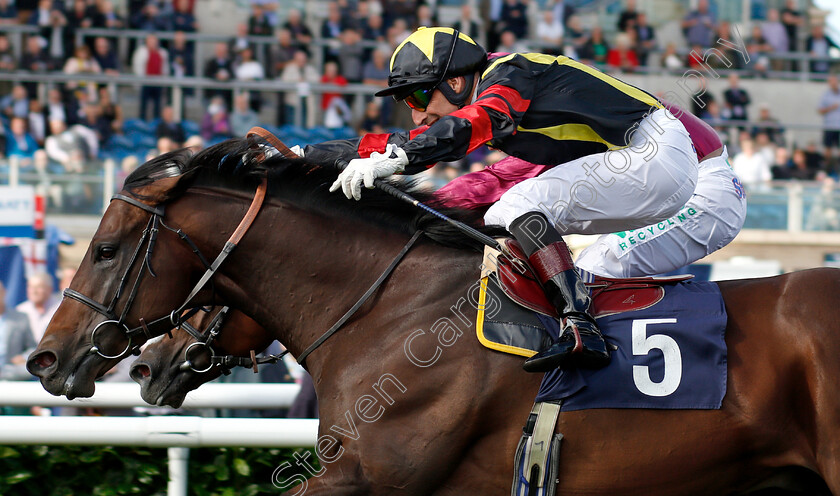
[
  {"xmin": 130, "ymin": 307, "xmax": 273, "ymax": 408},
  {"xmin": 27, "ymin": 139, "xmax": 840, "ymax": 495}
]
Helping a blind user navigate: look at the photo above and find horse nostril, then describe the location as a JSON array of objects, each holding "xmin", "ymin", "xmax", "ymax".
[
  {"xmin": 26, "ymin": 351, "xmax": 57, "ymax": 376},
  {"xmin": 130, "ymin": 363, "xmax": 152, "ymax": 383}
]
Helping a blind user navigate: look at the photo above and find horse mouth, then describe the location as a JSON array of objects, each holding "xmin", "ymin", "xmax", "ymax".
[
  {"xmin": 156, "ymin": 391, "xmax": 187, "ymax": 409},
  {"xmin": 154, "ymin": 379, "xmax": 189, "ymax": 409},
  {"xmin": 62, "ymin": 352, "xmax": 103, "ymax": 400},
  {"xmin": 134, "ymin": 363, "xmax": 189, "ymax": 409}
]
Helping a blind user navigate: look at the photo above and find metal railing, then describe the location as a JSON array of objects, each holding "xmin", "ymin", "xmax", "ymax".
[
  {"xmin": 0, "ymin": 415, "xmax": 318, "ymax": 448},
  {"xmin": 0, "ymin": 381, "xmax": 301, "ymax": 409},
  {"xmin": 0, "ymin": 381, "xmax": 315, "ymax": 496},
  {"xmin": 73, "ymin": 27, "xmax": 388, "ymax": 79},
  {"xmin": 10, "ymin": 22, "xmax": 837, "ymax": 82},
  {"xmin": 0, "ymin": 69, "xmax": 383, "ymax": 125},
  {"xmin": 1, "ymin": 156, "xmax": 115, "ymax": 215},
  {"xmin": 701, "ymin": 119, "xmax": 840, "ymax": 151},
  {"xmin": 5, "ymin": 155, "xmax": 840, "ymax": 231},
  {"xmin": 743, "ymin": 181, "xmax": 840, "ymax": 232}
]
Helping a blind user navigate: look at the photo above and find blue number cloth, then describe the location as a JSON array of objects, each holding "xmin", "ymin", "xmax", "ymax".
[{"xmin": 535, "ymin": 280, "xmax": 727, "ymax": 411}]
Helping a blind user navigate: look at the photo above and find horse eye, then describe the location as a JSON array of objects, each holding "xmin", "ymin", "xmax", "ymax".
[{"xmin": 98, "ymin": 246, "xmax": 117, "ymax": 260}]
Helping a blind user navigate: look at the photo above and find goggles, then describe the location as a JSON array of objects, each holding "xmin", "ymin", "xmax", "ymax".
[
  {"xmin": 395, "ymin": 29, "xmax": 460, "ymax": 112},
  {"xmin": 401, "ymin": 85, "xmax": 436, "ymax": 111}
]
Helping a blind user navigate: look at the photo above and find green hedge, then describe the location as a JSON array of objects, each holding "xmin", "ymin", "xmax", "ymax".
[{"xmin": 0, "ymin": 445, "xmax": 317, "ymax": 496}]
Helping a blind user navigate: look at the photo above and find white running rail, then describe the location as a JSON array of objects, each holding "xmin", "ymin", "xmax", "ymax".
[{"xmin": 0, "ymin": 381, "xmax": 301, "ymax": 409}]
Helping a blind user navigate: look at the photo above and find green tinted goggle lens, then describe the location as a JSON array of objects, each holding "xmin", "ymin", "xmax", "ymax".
[{"xmin": 401, "ymin": 86, "xmax": 435, "ymax": 111}]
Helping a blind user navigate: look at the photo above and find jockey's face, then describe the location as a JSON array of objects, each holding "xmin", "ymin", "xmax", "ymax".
[{"xmin": 411, "ymin": 76, "xmax": 467, "ymax": 127}]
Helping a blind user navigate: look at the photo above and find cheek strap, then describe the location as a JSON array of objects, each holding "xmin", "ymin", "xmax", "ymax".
[{"xmin": 438, "ymin": 72, "xmax": 476, "ymax": 109}]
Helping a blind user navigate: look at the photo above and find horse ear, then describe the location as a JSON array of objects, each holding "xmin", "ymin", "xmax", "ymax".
[{"xmin": 127, "ymin": 175, "xmax": 189, "ymax": 204}]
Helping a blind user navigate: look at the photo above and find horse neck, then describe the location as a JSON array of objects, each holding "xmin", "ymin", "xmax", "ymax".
[{"xmin": 177, "ymin": 190, "xmax": 483, "ymax": 372}]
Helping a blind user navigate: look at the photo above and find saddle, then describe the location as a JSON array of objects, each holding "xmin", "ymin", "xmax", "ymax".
[
  {"xmin": 485, "ymin": 239, "xmax": 693, "ymax": 320},
  {"xmin": 493, "ymin": 239, "xmax": 721, "ymax": 496}
]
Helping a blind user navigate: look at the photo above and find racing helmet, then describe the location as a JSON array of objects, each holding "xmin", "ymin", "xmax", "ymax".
[{"xmin": 374, "ymin": 27, "xmax": 487, "ymax": 102}]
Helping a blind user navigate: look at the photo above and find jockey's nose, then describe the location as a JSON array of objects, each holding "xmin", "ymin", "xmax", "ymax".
[{"xmin": 411, "ymin": 109, "xmax": 426, "ymax": 127}]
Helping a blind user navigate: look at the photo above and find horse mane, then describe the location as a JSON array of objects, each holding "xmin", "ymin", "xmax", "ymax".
[{"xmin": 124, "ymin": 137, "xmax": 506, "ymax": 251}]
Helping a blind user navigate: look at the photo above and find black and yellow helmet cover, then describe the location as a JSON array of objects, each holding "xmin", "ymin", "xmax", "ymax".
[{"xmin": 375, "ymin": 27, "xmax": 487, "ymax": 100}]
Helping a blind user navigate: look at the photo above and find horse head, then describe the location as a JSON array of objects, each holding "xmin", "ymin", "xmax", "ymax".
[
  {"xmin": 27, "ymin": 148, "xmax": 233, "ymax": 398},
  {"xmin": 130, "ymin": 307, "xmax": 272, "ymax": 408},
  {"xmin": 27, "ymin": 136, "xmax": 491, "ymax": 400}
]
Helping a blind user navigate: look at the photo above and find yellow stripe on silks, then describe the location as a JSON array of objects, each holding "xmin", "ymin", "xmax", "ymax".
[
  {"xmin": 481, "ymin": 53, "xmax": 521, "ymax": 79},
  {"xmin": 391, "ymin": 27, "xmax": 479, "ymax": 71},
  {"xmin": 516, "ymin": 123, "xmax": 621, "ymax": 149},
  {"xmin": 482, "ymin": 52, "xmax": 663, "ymax": 110},
  {"xmin": 537, "ymin": 53, "xmax": 663, "ymax": 109},
  {"xmin": 475, "ymin": 277, "xmax": 538, "ymax": 358},
  {"xmin": 518, "ymin": 52, "xmax": 561, "ymax": 66}
]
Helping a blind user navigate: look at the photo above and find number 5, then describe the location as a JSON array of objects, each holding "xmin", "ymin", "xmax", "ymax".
[{"xmin": 631, "ymin": 318, "xmax": 682, "ymax": 397}]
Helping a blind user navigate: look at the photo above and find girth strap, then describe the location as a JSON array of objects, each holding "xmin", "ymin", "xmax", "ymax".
[
  {"xmin": 526, "ymin": 401, "xmax": 561, "ymax": 490},
  {"xmin": 297, "ymin": 229, "xmax": 424, "ymax": 368}
]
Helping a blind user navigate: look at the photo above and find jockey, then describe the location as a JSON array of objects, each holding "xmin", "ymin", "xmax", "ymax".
[{"xmin": 296, "ymin": 27, "xmax": 746, "ymax": 373}]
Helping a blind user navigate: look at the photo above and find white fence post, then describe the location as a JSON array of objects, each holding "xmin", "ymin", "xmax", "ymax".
[
  {"xmin": 787, "ymin": 182, "xmax": 803, "ymax": 233},
  {"xmin": 103, "ymin": 158, "xmax": 115, "ymax": 212},
  {"xmin": 9, "ymin": 156, "xmax": 19, "ymax": 187},
  {"xmin": 168, "ymin": 447, "xmax": 190, "ymax": 496}
]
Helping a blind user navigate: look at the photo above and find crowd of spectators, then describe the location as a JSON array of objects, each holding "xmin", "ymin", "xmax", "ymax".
[
  {"xmin": 0, "ymin": 270, "xmax": 67, "ymax": 415},
  {"xmin": 0, "ymin": 0, "xmax": 836, "ymax": 211},
  {"xmin": 682, "ymin": 72, "xmax": 840, "ymax": 189}
]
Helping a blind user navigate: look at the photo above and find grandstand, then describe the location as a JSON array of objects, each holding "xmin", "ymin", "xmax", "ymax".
[
  {"xmin": 1, "ymin": 0, "xmax": 834, "ymax": 275},
  {"xmin": 0, "ymin": 3, "xmax": 837, "ymax": 272}
]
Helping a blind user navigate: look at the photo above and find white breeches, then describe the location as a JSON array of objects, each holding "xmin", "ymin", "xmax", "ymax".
[
  {"xmin": 483, "ymin": 108, "xmax": 746, "ymax": 277},
  {"xmin": 575, "ymin": 148, "xmax": 746, "ymax": 278}
]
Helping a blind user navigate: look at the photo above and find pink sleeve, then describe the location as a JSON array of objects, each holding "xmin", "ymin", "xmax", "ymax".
[{"xmin": 433, "ymin": 156, "xmax": 551, "ymax": 212}]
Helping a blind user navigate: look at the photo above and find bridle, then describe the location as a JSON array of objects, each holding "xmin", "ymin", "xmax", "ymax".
[
  {"xmin": 63, "ymin": 178, "xmax": 268, "ymax": 360},
  {"xmin": 60, "ymin": 128, "xmax": 426, "ymax": 371},
  {"xmin": 177, "ymin": 305, "xmax": 289, "ymax": 375}
]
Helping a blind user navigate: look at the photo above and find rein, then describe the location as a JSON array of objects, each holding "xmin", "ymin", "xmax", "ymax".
[
  {"xmin": 63, "ymin": 177, "xmax": 268, "ymax": 359},
  {"xmin": 178, "ymin": 229, "xmax": 423, "ymax": 373},
  {"xmin": 296, "ymin": 229, "xmax": 424, "ymax": 369}
]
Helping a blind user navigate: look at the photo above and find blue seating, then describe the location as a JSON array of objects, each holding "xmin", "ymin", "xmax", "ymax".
[
  {"xmin": 126, "ymin": 130, "xmax": 157, "ymax": 150},
  {"xmin": 104, "ymin": 134, "xmax": 134, "ymax": 151},
  {"xmin": 182, "ymin": 120, "xmax": 200, "ymax": 137},
  {"xmin": 123, "ymin": 118, "xmax": 153, "ymax": 134}
]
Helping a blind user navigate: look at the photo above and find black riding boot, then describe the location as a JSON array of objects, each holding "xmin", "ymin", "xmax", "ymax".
[{"xmin": 509, "ymin": 212, "xmax": 610, "ymax": 373}]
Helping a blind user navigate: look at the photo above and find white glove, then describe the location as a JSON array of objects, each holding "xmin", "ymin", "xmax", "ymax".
[
  {"xmin": 289, "ymin": 145, "xmax": 304, "ymax": 158},
  {"xmin": 329, "ymin": 143, "xmax": 409, "ymax": 200}
]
